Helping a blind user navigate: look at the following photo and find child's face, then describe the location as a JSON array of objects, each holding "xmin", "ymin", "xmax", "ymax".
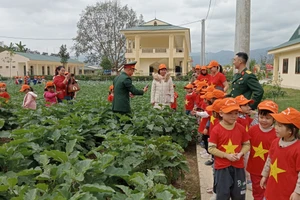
[
  {"xmin": 221, "ymin": 110, "xmax": 239, "ymax": 125},
  {"xmin": 0, "ymin": 87, "xmax": 5, "ymax": 92},
  {"xmin": 47, "ymin": 87, "xmax": 55, "ymax": 92},
  {"xmin": 274, "ymin": 121, "xmax": 291, "ymax": 139},
  {"xmin": 240, "ymin": 104, "xmax": 251, "ymax": 114},
  {"xmin": 258, "ymin": 113, "xmax": 274, "ymax": 129},
  {"xmin": 186, "ymin": 88, "xmax": 193, "ymax": 93}
]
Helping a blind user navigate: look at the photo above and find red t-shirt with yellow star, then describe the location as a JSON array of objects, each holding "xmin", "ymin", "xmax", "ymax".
[
  {"xmin": 237, "ymin": 114, "xmax": 253, "ymax": 132},
  {"xmin": 197, "ymin": 74, "xmax": 211, "ymax": 84},
  {"xmin": 210, "ymin": 72, "xmax": 226, "ymax": 90},
  {"xmin": 209, "ymin": 115, "xmax": 219, "ymax": 134},
  {"xmin": 265, "ymin": 138, "xmax": 300, "ymax": 200},
  {"xmin": 246, "ymin": 124, "xmax": 276, "ymax": 175},
  {"xmin": 209, "ymin": 122, "xmax": 250, "ymax": 169},
  {"xmin": 185, "ymin": 92, "xmax": 196, "ymax": 111}
]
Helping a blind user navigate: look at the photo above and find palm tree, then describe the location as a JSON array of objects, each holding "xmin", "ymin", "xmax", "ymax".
[{"xmin": 15, "ymin": 41, "xmax": 27, "ymax": 52}]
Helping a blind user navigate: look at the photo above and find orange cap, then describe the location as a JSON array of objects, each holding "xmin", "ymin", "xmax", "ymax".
[
  {"xmin": 109, "ymin": 85, "xmax": 114, "ymax": 91},
  {"xmin": 0, "ymin": 82, "xmax": 6, "ymax": 87},
  {"xmin": 202, "ymin": 85, "xmax": 215, "ymax": 92},
  {"xmin": 193, "ymin": 80, "xmax": 200, "ymax": 85},
  {"xmin": 208, "ymin": 60, "xmax": 220, "ymax": 69},
  {"xmin": 200, "ymin": 92, "xmax": 214, "ymax": 100},
  {"xmin": 20, "ymin": 84, "xmax": 30, "ymax": 92},
  {"xmin": 159, "ymin": 63, "xmax": 167, "ymax": 70},
  {"xmin": 195, "ymin": 64, "xmax": 201, "ymax": 70},
  {"xmin": 258, "ymin": 100, "xmax": 278, "ymax": 114},
  {"xmin": 184, "ymin": 83, "xmax": 194, "ymax": 89},
  {"xmin": 235, "ymin": 95, "xmax": 254, "ymax": 105},
  {"xmin": 196, "ymin": 81, "xmax": 208, "ymax": 90},
  {"xmin": 206, "ymin": 99, "xmax": 224, "ymax": 113},
  {"xmin": 212, "ymin": 89, "xmax": 226, "ymax": 99},
  {"xmin": 45, "ymin": 81, "xmax": 55, "ymax": 88},
  {"xmin": 220, "ymin": 98, "xmax": 242, "ymax": 113},
  {"xmin": 270, "ymin": 107, "xmax": 300, "ymax": 129},
  {"xmin": 201, "ymin": 66, "xmax": 208, "ymax": 70}
]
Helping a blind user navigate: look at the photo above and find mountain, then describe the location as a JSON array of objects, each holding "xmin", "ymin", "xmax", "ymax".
[{"xmin": 190, "ymin": 47, "xmax": 273, "ymax": 66}]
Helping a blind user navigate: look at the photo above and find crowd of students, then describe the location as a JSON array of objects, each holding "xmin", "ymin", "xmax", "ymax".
[
  {"xmin": 0, "ymin": 66, "xmax": 79, "ymax": 109},
  {"xmin": 181, "ymin": 63, "xmax": 300, "ymax": 200}
]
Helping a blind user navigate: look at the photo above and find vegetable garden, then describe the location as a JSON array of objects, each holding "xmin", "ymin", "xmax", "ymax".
[{"xmin": 0, "ymin": 81, "xmax": 198, "ymax": 200}]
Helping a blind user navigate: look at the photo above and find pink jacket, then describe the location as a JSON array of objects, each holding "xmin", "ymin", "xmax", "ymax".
[
  {"xmin": 22, "ymin": 91, "xmax": 37, "ymax": 110},
  {"xmin": 44, "ymin": 91, "xmax": 57, "ymax": 106}
]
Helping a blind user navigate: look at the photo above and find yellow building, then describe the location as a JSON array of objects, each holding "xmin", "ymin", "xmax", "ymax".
[
  {"xmin": 120, "ymin": 19, "xmax": 191, "ymax": 76},
  {"xmin": 268, "ymin": 25, "xmax": 300, "ymax": 89},
  {"xmin": 0, "ymin": 51, "xmax": 84, "ymax": 78}
]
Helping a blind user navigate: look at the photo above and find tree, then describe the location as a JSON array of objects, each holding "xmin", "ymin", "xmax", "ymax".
[
  {"xmin": 15, "ymin": 41, "xmax": 28, "ymax": 52},
  {"xmin": 100, "ymin": 56, "xmax": 112, "ymax": 70},
  {"xmin": 74, "ymin": 1, "xmax": 144, "ymax": 70},
  {"xmin": 58, "ymin": 44, "xmax": 70, "ymax": 67}
]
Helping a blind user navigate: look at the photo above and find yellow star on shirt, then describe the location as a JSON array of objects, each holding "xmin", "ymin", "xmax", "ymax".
[
  {"xmin": 270, "ymin": 158, "xmax": 286, "ymax": 182},
  {"xmin": 252, "ymin": 142, "xmax": 268, "ymax": 161},
  {"xmin": 210, "ymin": 115, "xmax": 216, "ymax": 125},
  {"xmin": 185, "ymin": 99, "xmax": 189, "ymax": 105},
  {"xmin": 222, "ymin": 139, "xmax": 238, "ymax": 154}
]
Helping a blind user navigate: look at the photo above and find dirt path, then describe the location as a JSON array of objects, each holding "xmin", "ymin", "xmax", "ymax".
[{"xmin": 174, "ymin": 143, "xmax": 201, "ymax": 200}]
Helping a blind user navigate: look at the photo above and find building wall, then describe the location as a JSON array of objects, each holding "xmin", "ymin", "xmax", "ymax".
[
  {"xmin": 0, "ymin": 51, "xmax": 29, "ymax": 77},
  {"xmin": 277, "ymin": 49, "xmax": 300, "ymax": 89}
]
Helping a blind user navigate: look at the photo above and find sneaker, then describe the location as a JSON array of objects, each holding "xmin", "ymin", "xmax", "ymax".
[
  {"xmin": 205, "ymin": 159, "xmax": 214, "ymax": 166},
  {"xmin": 210, "ymin": 193, "xmax": 216, "ymax": 200},
  {"xmin": 200, "ymin": 149, "xmax": 207, "ymax": 155},
  {"xmin": 201, "ymin": 153, "xmax": 211, "ymax": 159}
]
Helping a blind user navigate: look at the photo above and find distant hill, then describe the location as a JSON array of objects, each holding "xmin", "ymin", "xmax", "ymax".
[{"xmin": 190, "ymin": 47, "xmax": 274, "ymax": 66}]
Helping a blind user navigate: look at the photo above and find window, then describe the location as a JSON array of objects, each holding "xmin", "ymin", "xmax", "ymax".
[
  {"xmin": 47, "ymin": 66, "xmax": 50, "ymax": 75},
  {"xmin": 6, "ymin": 66, "xmax": 9, "ymax": 68},
  {"xmin": 42, "ymin": 66, "xmax": 45, "ymax": 75},
  {"xmin": 296, "ymin": 57, "xmax": 300, "ymax": 74},
  {"xmin": 30, "ymin": 66, "xmax": 34, "ymax": 75},
  {"xmin": 282, "ymin": 58, "xmax": 288, "ymax": 74},
  {"xmin": 0, "ymin": 66, "xmax": 2, "ymax": 69},
  {"xmin": 12, "ymin": 66, "xmax": 15, "ymax": 68}
]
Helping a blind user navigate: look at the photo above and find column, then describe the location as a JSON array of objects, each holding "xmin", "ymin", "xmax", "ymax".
[
  {"xmin": 168, "ymin": 34, "xmax": 174, "ymax": 75},
  {"xmin": 25, "ymin": 62, "xmax": 29, "ymax": 76},
  {"xmin": 183, "ymin": 39, "xmax": 188, "ymax": 75},
  {"xmin": 134, "ymin": 35, "xmax": 140, "ymax": 71},
  {"xmin": 272, "ymin": 55, "xmax": 279, "ymax": 84},
  {"xmin": 234, "ymin": 0, "xmax": 251, "ymax": 64}
]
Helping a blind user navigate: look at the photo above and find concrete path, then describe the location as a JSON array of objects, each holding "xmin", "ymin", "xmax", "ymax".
[{"xmin": 196, "ymin": 144, "xmax": 254, "ymax": 200}]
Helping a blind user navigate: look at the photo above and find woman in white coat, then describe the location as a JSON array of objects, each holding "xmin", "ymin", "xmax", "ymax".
[{"xmin": 151, "ymin": 64, "xmax": 174, "ymax": 109}]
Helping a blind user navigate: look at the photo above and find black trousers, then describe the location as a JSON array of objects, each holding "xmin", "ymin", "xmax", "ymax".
[{"xmin": 214, "ymin": 166, "xmax": 246, "ymax": 200}]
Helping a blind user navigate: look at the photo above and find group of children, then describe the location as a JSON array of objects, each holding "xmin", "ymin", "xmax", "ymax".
[
  {"xmin": 14, "ymin": 76, "xmax": 46, "ymax": 85},
  {"xmin": 183, "ymin": 79, "xmax": 300, "ymax": 200},
  {"xmin": 0, "ymin": 81, "xmax": 62, "ymax": 109}
]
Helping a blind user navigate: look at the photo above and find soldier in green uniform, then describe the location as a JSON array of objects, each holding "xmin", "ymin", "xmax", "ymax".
[
  {"xmin": 112, "ymin": 61, "xmax": 148, "ymax": 114},
  {"xmin": 230, "ymin": 52, "xmax": 264, "ymax": 109}
]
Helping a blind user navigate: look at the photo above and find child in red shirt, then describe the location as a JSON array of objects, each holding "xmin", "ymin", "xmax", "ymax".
[
  {"xmin": 0, "ymin": 82, "xmax": 10, "ymax": 103},
  {"xmin": 184, "ymin": 83, "xmax": 196, "ymax": 115},
  {"xmin": 260, "ymin": 107, "xmax": 300, "ymax": 200},
  {"xmin": 107, "ymin": 85, "xmax": 114, "ymax": 102},
  {"xmin": 208, "ymin": 98, "xmax": 250, "ymax": 199},
  {"xmin": 170, "ymin": 84, "xmax": 178, "ymax": 110},
  {"xmin": 235, "ymin": 95, "xmax": 254, "ymax": 132},
  {"xmin": 246, "ymin": 100, "xmax": 278, "ymax": 200}
]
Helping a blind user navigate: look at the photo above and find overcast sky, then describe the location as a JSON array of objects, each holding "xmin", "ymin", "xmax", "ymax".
[{"xmin": 0, "ymin": 0, "xmax": 299, "ymax": 55}]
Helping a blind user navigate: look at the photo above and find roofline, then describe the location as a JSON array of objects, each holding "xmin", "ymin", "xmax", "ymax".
[
  {"xmin": 143, "ymin": 18, "xmax": 172, "ymax": 26},
  {"xmin": 268, "ymin": 43, "xmax": 300, "ymax": 54}
]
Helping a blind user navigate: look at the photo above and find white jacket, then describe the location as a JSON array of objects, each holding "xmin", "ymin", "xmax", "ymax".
[{"xmin": 151, "ymin": 73, "xmax": 174, "ymax": 104}]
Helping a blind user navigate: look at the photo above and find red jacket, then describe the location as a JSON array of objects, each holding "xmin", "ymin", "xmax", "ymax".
[{"xmin": 53, "ymin": 75, "xmax": 67, "ymax": 100}]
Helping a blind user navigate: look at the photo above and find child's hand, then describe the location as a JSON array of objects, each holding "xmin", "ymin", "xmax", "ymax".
[
  {"xmin": 203, "ymin": 128, "xmax": 208, "ymax": 135},
  {"xmin": 224, "ymin": 153, "xmax": 238, "ymax": 162},
  {"xmin": 190, "ymin": 110, "xmax": 196, "ymax": 116},
  {"xmin": 234, "ymin": 152, "xmax": 243, "ymax": 160},
  {"xmin": 290, "ymin": 192, "xmax": 300, "ymax": 200},
  {"xmin": 260, "ymin": 177, "xmax": 267, "ymax": 189}
]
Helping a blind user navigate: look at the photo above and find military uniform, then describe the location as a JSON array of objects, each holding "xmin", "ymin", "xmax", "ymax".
[
  {"xmin": 112, "ymin": 71, "xmax": 144, "ymax": 114},
  {"xmin": 230, "ymin": 68, "xmax": 264, "ymax": 109}
]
